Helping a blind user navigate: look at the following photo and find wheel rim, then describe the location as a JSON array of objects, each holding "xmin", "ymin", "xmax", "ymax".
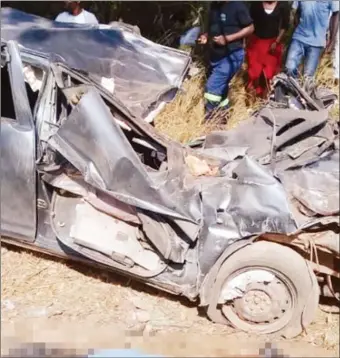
[{"xmin": 219, "ymin": 267, "xmax": 296, "ymax": 334}]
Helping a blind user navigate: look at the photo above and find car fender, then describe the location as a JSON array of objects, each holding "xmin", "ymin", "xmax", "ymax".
[{"xmin": 199, "ymin": 237, "xmax": 255, "ymax": 307}]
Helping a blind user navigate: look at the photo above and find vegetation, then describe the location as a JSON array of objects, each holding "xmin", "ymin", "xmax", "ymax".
[{"xmin": 155, "ymin": 56, "xmax": 339, "ymax": 144}]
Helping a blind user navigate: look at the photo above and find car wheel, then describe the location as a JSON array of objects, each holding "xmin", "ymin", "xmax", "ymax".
[{"xmin": 206, "ymin": 241, "xmax": 319, "ymax": 338}]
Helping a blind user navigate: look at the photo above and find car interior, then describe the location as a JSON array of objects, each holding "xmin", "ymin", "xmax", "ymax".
[
  {"xmin": 56, "ymin": 73, "xmax": 168, "ymax": 172},
  {"xmin": 1, "ymin": 65, "xmax": 16, "ymax": 120},
  {"xmin": 1, "ymin": 63, "xmax": 41, "ymax": 120}
]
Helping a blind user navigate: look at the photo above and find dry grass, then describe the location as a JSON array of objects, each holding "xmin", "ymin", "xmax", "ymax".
[
  {"xmin": 155, "ymin": 56, "xmax": 339, "ymax": 143},
  {"xmin": 315, "ymin": 57, "xmax": 340, "ymax": 119},
  {"xmin": 154, "ymin": 64, "xmax": 262, "ymax": 143}
]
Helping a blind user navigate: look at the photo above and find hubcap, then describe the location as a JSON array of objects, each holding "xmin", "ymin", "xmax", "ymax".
[
  {"xmin": 230, "ymin": 281, "xmax": 291, "ymax": 324},
  {"xmin": 239, "ymin": 289, "xmax": 272, "ymax": 319},
  {"xmin": 220, "ymin": 269, "xmax": 294, "ymax": 329}
]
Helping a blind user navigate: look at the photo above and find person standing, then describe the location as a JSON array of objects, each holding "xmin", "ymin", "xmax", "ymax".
[
  {"xmin": 247, "ymin": 1, "xmax": 290, "ymax": 98},
  {"xmin": 198, "ymin": 1, "xmax": 254, "ymax": 120},
  {"xmin": 285, "ymin": 1, "xmax": 339, "ymax": 82},
  {"xmin": 327, "ymin": 11, "xmax": 339, "ymax": 83},
  {"xmin": 55, "ymin": 1, "xmax": 99, "ymax": 25},
  {"xmin": 333, "ymin": 26, "xmax": 339, "ymax": 82}
]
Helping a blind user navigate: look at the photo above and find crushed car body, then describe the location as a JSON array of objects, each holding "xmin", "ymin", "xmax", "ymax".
[
  {"xmin": 0, "ymin": 7, "xmax": 191, "ymax": 122},
  {"xmin": 1, "ymin": 34, "xmax": 339, "ymax": 339}
]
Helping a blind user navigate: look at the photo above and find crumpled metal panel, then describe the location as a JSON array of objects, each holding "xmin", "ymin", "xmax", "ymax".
[
  {"xmin": 48, "ymin": 89, "xmax": 201, "ymax": 224},
  {"xmin": 204, "ymin": 107, "xmax": 332, "ymax": 173},
  {"xmin": 272, "ymin": 73, "xmax": 337, "ymax": 110},
  {"xmin": 198, "ymin": 157, "xmax": 297, "ymax": 273},
  {"xmin": 198, "ymin": 76, "xmax": 339, "ymax": 270},
  {"xmin": 279, "ymin": 149, "xmax": 339, "ymax": 225},
  {"xmin": 42, "ymin": 172, "xmax": 141, "ymax": 225},
  {"xmin": 47, "ymin": 87, "xmax": 302, "ymax": 262},
  {"xmin": 46, "ymin": 71, "xmax": 338, "ymax": 274},
  {"xmin": 1, "ymin": 7, "xmax": 191, "ymax": 120},
  {"xmin": 198, "ymin": 146, "xmax": 248, "ymax": 162}
]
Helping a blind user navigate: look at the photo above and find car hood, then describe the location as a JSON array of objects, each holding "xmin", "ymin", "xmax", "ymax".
[{"xmin": 0, "ymin": 7, "xmax": 191, "ymax": 122}]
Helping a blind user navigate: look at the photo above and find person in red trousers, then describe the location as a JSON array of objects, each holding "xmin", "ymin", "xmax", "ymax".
[{"xmin": 247, "ymin": 1, "xmax": 290, "ymax": 98}]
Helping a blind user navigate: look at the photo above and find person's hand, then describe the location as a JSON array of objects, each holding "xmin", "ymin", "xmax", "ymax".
[
  {"xmin": 198, "ymin": 33, "xmax": 208, "ymax": 45},
  {"xmin": 325, "ymin": 39, "xmax": 335, "ymax": 54},
  {"xmin": 269, "ymin": 41, "xmax": 277, "ymax": 54},
  {"xmin": 213, "ymin": 35, "xmax": 227, "ymax": 46}
]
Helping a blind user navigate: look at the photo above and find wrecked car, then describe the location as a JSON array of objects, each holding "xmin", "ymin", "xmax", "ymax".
[{"xmin": 1, "ymin": 35, "xmax": 339, "ymax": 339}]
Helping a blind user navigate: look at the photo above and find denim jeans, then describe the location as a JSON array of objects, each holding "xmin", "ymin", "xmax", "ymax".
[
  {"xmin": 285, "ymin": 39, "xmax": 323, "ymax": 79},
  {"xmin": 333, "ymin": 28, "xmax": 339, "ymax": 79},
  {"xmin": 179, "ymin": 26, "xmax": 201, "ymax": 46},
  {"xmin": 205, "ymin": 48, "xmax": 245, "ymax": 113}
]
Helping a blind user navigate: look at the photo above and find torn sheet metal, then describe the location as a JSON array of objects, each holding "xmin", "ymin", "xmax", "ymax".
[
  {"xmin": 45, "ymin": 73, "xmax": 337, "ymax": 275},
  {"xmin": 198, "ymin": 157, "xmax": 298, "ymax": 274},
  {"xmin": 198, "ymin": 146, "xmax": 249, "ymax": 162},
  {"xmin": 42, "ymin": 172, "xmax": 141, "ymax": 225},
  {"xmin": 70, "ymin": 201, "xmax": 160, "ymax": 271},
  {"xmin": 279, "ymin": 149, "xmax": 339, "ymax": 225},
  {"xmin": 1, "ymin": 7, "xmax": 191, "ymax": 120},
  {"xmin": 48, "ymin": 88, "xmax": 202, "ymax": 224},
  {"xmin": 46, "ymin": 86, "xmax": 301, "ymax": 265},
  {"xmin": 203, "ymin": 107, "xmax": 333, "ymax": 173},
  {"xmin": 271, "ymin": 73, "xmax": 337, "ymax": 110},
  {"xmin": 194, "ymin": 77, "xmax": 339, "ymax": 271}
]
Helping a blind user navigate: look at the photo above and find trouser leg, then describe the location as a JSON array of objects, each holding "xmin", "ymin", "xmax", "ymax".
[
  {"xmin": 333, "ymin": 30, "xmax": 339, "ymax": 80},
  {"xmin": 303, "ymin": 44, "xmax": 323, "ymax": 78},
  {"xmin": 285, "ymin": 39, "xmax": 305, "ymax": 78},
  {"xmin": 205, "ymin": 49, "xmax": 244, "ymax": 115}
]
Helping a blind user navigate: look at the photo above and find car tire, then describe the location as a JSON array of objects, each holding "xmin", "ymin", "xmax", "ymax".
[{"xmin": 206, "ymin": 241, "xmax": 319, "ymax": 338}]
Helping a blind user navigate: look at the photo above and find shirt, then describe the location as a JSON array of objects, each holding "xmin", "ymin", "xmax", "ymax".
[
  {"xmin": 292, "ymin": 0, "xmax": 339, "ymax": 47},
  {"xmin": 250, "ymin": 2, "xmax": 290, "ymax": 39},
  {"xmin": 55, "ymin": 9, "xmax": 99, "ymax": 25},
  {"xmin": 208, "ymin": 1, "xmax": 253, "ymax": 59}
]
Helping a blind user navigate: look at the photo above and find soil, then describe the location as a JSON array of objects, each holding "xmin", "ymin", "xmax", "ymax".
[{"xmin": 1, "ymin": 245, "xmax": 339, "ymax": 357}]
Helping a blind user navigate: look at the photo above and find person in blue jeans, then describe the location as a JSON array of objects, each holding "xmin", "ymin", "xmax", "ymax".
[
  {"xmin": 285, "ymin": 1, "xmax": 339, "ymax": 82},
  {"xmin": 198, "ymin": 1, "xmax": 254, "ymax": 121}
]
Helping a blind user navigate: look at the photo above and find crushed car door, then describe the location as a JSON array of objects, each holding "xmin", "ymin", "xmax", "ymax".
[{"xmin": 0, "ymin": 41, "xmax": 36, "ymax": 242}]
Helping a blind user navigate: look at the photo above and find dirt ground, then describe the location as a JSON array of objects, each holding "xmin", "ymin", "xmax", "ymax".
[{"xmin": 1, "ymin": 244, "xmax": 339, "ymax": 357}]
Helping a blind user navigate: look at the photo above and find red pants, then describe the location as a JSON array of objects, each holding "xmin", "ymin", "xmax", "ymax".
[{"xmin": 247, "ymin": 35, "xmax": 283, "ymax": 96}]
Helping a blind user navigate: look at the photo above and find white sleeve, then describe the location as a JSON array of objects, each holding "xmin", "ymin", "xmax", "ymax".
[
  {"xmin": 55, "ymin": 13, "xmax": 65, "ymax": 22},
  {"xmin": 88, "ymin": 13, "xmax": 99, "ymax": 25},
  {"xmin": 331, "ymin": 1, "xmax": 339, "ymax": 13},
  {"xmin": 292, "ymin": 1, "xmax": 299, "ymax": 11}
]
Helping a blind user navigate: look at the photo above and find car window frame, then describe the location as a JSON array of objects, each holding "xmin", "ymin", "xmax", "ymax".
[{"xmin": 5, "ymin": 41, "xmax": 34, "ymax": 129}]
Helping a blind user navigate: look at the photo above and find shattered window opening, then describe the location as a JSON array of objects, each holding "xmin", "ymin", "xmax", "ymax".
[
  {"xmin": 55, "ymin": 72, "xmax": 167, "ymax": 172},
  {"xmin": 2, "ymin": 63, "xmax": 43, "ymax": 121},
  {"xmin": 1, "ymin": 64, "xmax": 16, "ymax": 120},
  {"xmin": 56, "ymin": 87, "xmax": 72, "ymax": 126},
  {"xmin": 23, "ymin": 63, "xmax": 44, "ymax": 115}
]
